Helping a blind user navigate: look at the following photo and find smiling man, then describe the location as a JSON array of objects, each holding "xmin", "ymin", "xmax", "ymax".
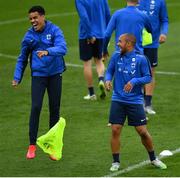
[
  {"xmin": 105, "ymin": 34, "xmax": 167, "ymax": 171},
  {"xmin": 12, "ymin": 6, "xmax": 67, "ymax": 159}
]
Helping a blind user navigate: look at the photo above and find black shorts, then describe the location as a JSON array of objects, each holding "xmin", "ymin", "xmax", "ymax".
[
  {"xmin": 79, "ymin": 38, "xmax": 103, "ymax": 61},
  {"xmin": 144, "ymin": 48, "xmax": 158, "ymax": 67},
  {"xmin": 109, "ymin": 101, "xmax": 147, "ymax": 126}
]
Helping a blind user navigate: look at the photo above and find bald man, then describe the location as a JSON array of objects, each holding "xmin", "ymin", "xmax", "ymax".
[{"xmin": 105, "ymin": 34, "xmax": 167, "ymax": 171}]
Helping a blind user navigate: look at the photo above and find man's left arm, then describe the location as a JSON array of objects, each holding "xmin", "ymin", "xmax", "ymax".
[
  {"xmin": 159, "ymin": 0, "xmax": 169, "ymax": 43},
  {"xmin": 129, "ymin": 56, "xmax": 152, "ymax": 87},
  {"xmin": 46, "ymin": 27, "xmax": 67, "ymax": 56}
]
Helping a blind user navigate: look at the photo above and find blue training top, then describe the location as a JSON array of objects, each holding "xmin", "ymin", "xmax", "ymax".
[
  {"xmin": 13, "ymin": 21, "xmax": 67, "ymax": 83},
  {"xmin": 137, "ymin": 0, "xmax": 169, "ymax": 48},
  {"xmin": 104, "ymin": 6, "xmax": 152, "ymax": 54},
  {"xmin": 105, "ymin": 50, "xmax": 152, "ymax": 104},
  {"xmin": 75, "ymin": 0, "xmax": 111, "ymax": 39}
]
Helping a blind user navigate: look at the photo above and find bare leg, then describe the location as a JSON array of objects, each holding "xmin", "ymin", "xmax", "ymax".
[
  {"xmin": 83, "ymin": 60, "xmax": 93, "ymax": 87},
  {"xmin": 94, "ymin": 58, "xmax": 105, "ymax": 78},
  {"xmin": 111, "ymin": 124, "xmax": 123, "ymax": 153},
  {"xmin": 145, "ymin": 67, "xmax": 155, "ymax": 97},
  {"xmin": 135, "ymin": 125, "xmax": 154, "ymax": 152}
]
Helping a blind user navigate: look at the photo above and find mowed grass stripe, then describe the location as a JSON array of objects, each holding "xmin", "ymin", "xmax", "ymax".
[{"xmin": 1, "ymin": 52, "xmax": 180, "ymax": 76}]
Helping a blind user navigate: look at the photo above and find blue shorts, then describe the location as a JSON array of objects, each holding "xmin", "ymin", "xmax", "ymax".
[
  {"xmin": 109, "ymin": 101, "xmax": 147, "ymax": 126},
  {"xmin": 144, "ymin": 48, "xmax": 158, "ymax": 67},
  {"xmin": 79, "ymin": 38, "xmax": 103, "ymax": 61}
]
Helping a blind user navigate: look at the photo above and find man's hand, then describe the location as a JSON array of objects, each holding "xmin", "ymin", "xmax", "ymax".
[
  {"xmin": 124, "ymin": 81, "xmax": 133, "ymax": 93},
  {"xmin": 105, "ymin": 80, "xmax": 112, "ymax": 91},
  {"xmin": 87, "ymin": 37, "xmax": 96, "ymax": 44},
  {"xmin": 159, "ymin": 34, "xmax": 167, "ymax": 44},
  {"xmin": 37, "ymin": 50, "xmax": 48, "ymax": 58},
  {"xmin": 12, "ymin": 80, "xmax": 19, "ymax": 88}
]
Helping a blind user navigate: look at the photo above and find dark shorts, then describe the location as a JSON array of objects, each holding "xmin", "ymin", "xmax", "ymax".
[
  {"xmin": 79, "ymin": 38, "xmax": 103, "ymax": 61},
  {"xmin": 144, "ymin": 48, "xmax": 158, "ymax": 67},
  {"xmin": 109, "ymin": 101, "xmax": 147, "ymax": 126}
]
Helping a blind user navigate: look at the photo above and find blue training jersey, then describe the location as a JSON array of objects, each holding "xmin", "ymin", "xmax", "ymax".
[
  {"xmin": 13, "ymin": 21, "xmax": 67, "ymax": 83},
  {"xmin": 137, "ymin": 0, "xmax": 169, "ymax": 48},
  {"xmin": 104, "ymin": 6, "xmax": 152, "ymax": 54},
  {"xmin": 75, "ymin": 0, "xmax": 111, "ymax": 39},
  {"xmin": 105, "ymin": 50, "xmax": 152, "ymax": 104},
  {"xmin": 91, "ymin": 0, "xmax": 111, "ymax": 38}
]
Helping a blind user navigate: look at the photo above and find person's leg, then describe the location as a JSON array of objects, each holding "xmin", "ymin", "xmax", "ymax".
[
  {"xmin": 109, "ymin": 101, "xmax": 126, "ymax": 171},
  {"xmin": 83, "ymin": 60, "xmax": 96, "ymax": 100},
  {"xmin": 111, "ymin": 124, "xmax": 123, "ymax": 160},
  {"xmin": 144, "ymin": 67, "xmax": 155, "ymax": 110},
  {"xmin": 27, "ymin": 76, "xmax": 46, "ymax": 159},
  {"xmin": 94, "ymin": 58, "xmax": 106, "ymax": 99},
  {"xmin": 135, "ymin": 125, "xmax": 167, "ymax": 169},
  {"xmin": 47, "ymin": 74, "xmax": 62, "ymax": 128},
  {"xmin": 144, "ymin": 48, "xmax": 158, "ymax": 114},
  {"xmin": 93, "ymin": 39, "xmax": 106, "ymax": 99},
  {"xmin": 110, "ymin": 124, "xmax": 123, "ymax": 171},
  {"xmin": 135, "ymin": 125, "xmax": 154, "ymax": 152},
  {"xmin": 94, "ymin": 57, "xmax": 105, "ymax": 79},
  {"xmin": 79, "ymin": 39, "xmax": 96, "ymax": 99},
  {"xmin": 29, "ymin": 76, "xmax": 47, "ymax": 145}
]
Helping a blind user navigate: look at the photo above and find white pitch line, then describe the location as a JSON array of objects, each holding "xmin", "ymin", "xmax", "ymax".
[
  {"xmin": 104, "ymin": 148, "xmax": 180, "ymax": 177},
  {"xmin": 0, "ymin": 52, "xmax": 180, "ymax": 76},
  {"xmin": 0, "ymin": 12, "xmax": 77, "ymax": 25}
]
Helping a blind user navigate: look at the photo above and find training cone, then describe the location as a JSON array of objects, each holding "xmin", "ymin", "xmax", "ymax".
[{"xmin": 37, "ymin": 117, "xmax": 66, "ymax": 160}]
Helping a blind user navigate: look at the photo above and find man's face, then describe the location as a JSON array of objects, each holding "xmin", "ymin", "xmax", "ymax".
[
  {"xmin": 29, "ymin": 12, "xmax": 45, "ymax": 31},
  {"xmin": 117, "ymin": 35, "xmax": 128, "ymax": 54}
]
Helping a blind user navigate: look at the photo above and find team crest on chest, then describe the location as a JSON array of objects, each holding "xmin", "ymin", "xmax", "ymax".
[{"xmin": 46, "ymin": 34, "xmax": 52, "ymax": 40}]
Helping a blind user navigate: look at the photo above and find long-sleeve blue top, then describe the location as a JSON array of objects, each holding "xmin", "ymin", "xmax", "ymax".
[
  {"xmin": 138, "ymin": 0, "xmax": 169, "ymax": 48},
  {"xmin": 104, "ymin": 6, "xmax": 152, "ymax": 54},
  {"xmin": 91, "ymin": 0, "xmax": 111, "ymax": 38},
  {"xmin": 105, "ymin": 50, "xmax": 152, "ymax": 104},
  {"xmin": 13, "ymin": 21, "xmax": 67, "ymax": 83},
  {"xmin": 75, "ymin": 0, "xmax": 111, "ymax": 39}
]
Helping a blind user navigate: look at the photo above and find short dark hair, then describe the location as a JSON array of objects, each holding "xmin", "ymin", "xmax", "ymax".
[
  {"xmin": 124, "ymin": 33, "xmax": 136, "ymax": 47},
  {"xmin": 28, "ymin": 5, "xmax": 45, "ymax": 15}
]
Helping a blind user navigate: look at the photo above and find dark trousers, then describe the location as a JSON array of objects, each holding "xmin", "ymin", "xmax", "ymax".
[{"xmin": 29, "ymin": 74, "xmax": 62, "ymax": 145}]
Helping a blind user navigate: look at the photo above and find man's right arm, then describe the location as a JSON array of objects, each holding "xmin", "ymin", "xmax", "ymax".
[
  {"xmin": 12, "ymin": 34, "xmax": 30, "ymax": 86},
  {"xmin": 103, "ymin": 13, "xmax": 116, "ymax": 54},
  {"xmin": 75, "ymin": 0, "xmax": 92, "ymax": 38},
  {"xmin": 105, "ymin": 52, "xmax": 116, "ymax": 91}
]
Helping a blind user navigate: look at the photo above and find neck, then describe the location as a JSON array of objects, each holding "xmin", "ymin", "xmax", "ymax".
[
  {"xmin": 127, "ymin": 48, "xmax": 134, "ymax": 53},
  {"xmin": 127, "ymin": 2, "xmax": 137, "ymax": 6}
]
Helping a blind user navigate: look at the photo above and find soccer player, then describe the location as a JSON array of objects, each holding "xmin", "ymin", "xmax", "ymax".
[
  {"xmin": 138, "ymin": 0, "xmax": 169, "ymax": 114},
  {"xmin": 105, "ymin": 33, "xmax": 167, "ymax": 171},
  {"xmin": 75, "ymin": 0, "xmax": 111, "ymax": 100},
  {"xmin": 12, "ymin": 6, "xmax": 67, "ymax": 159},
  {"xmin": 104, "ymin": 0, "xmax": 152, "ymax": 54}
]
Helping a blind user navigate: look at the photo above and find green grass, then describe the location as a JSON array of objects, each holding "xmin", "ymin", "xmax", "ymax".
[{"xmin": 0, "ymin": 0, "xmax": 180, "ymax": 177}]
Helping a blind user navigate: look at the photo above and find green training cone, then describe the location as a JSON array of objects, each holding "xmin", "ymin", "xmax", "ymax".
[
  {"xmin": 142, "ymin": 29, "xmax": 153, "ymax": 46},
  {"xmin": 37, "ymin": 117, "xmax": 66, "ymax": 160}
]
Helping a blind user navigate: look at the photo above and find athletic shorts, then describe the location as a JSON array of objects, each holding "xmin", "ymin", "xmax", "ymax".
[
  {"xmin": 109, "ymin": 101, "xmax": 147, "ymax": 126},
  {"xmin": 79, "ymin": 38, "xmax": 103, "ymax": 61},
  {"xmin": 144, "ymin": 48, "xmax": 158, "ymax": 67}
]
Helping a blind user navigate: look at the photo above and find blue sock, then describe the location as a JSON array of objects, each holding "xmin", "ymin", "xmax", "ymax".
[
  {"xmin": 112, "ymin": 153, "xmax": 120, "ymax": 163},
  {"xmin": 98, "ymin": 76, "xmax": 104, "ymax": 82},
  {"xmin": 144, "ymin": 95, "xmax": 152, "ymax": 107},
  {"xmin": 148, "ymin": 151, "xmax": 156, "ymax": 161}
]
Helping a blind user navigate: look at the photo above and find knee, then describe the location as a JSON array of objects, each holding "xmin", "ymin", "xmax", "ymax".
[
  {"xmin": 139, "ymin": 130, "xmax": 151, "ymax": 139},
  {"xmin": 112, "ymin": 126, "xmax": 120, "ymax": 138},
  {"xmin": 31, "ymin": 104, "xmax": 41, "ymax": 113}
]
